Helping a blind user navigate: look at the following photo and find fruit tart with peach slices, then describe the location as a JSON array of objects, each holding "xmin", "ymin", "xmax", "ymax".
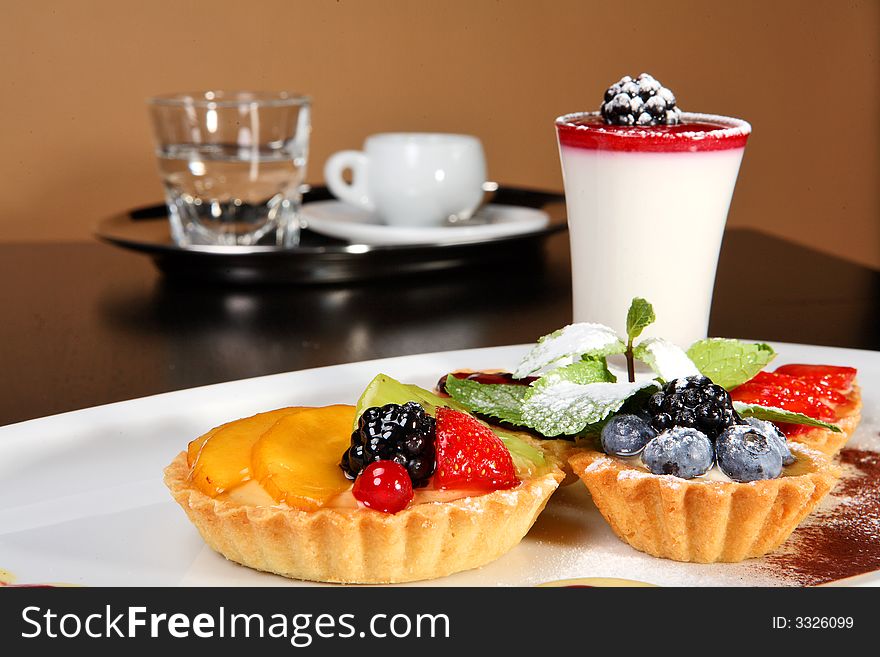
[
  {"xmin": 164, "ymin": 375, "xmax": 563, "ymax": 584},
  {"xmin": 440, "ymin": 298, "xmax": 856, "ymax": 563}
]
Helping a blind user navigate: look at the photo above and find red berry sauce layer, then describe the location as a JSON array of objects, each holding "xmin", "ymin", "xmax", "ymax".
[{"xmin": 556, "ymin": 112, "xmax": 750, "ymax": 153}]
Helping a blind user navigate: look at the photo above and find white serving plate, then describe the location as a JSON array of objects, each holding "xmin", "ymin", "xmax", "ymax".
[{"xmin": 1, "ymin": 342, "xmax": 878, "ymax": 587}]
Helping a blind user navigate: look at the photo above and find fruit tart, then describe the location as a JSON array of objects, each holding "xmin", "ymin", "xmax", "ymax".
[
  {"xmin": 568, "ymin": 376, "xmax": 840, "ymax": 563},
  {"xmin": 164, "ymin": 375, "xmax": 563, "ymax": 584},
  {"xmin": 440, "ymin": 298, "xmax": 852, "ymax": 563}
]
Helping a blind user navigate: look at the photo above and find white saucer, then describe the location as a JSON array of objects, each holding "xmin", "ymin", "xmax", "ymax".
[{"xmin": 300, "ymin": 200, "xmax": 550, "ymax": 246}]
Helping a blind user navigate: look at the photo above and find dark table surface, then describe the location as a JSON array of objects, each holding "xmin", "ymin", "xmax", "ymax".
[{"xmin": 1, "ymin": 225, "xmax": 878, "ymax": 427}]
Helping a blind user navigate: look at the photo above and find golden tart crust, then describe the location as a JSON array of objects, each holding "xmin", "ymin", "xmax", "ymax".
[
  {"xmin": 165, "ymin": 452, "xmax": 563, "ymax": 584},
  {"xmin": 568, "ymin": 442, "xmax": 839, "ymax": 563}
]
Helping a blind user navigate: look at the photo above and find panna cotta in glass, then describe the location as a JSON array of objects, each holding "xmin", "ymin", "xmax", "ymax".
[{"xmin": 555, "ymin": 75, "xmax": 751, "ymax": 348}]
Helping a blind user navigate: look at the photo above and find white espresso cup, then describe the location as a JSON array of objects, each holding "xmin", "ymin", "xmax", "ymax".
[{"xmin": 324, "ymin": 133, "xmax": 487, "ymax": 227}]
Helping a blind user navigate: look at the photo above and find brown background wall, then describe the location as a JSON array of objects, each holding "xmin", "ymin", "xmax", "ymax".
[{"xmin": 1, "ymin": 0, "xmax": 878, "ymax": 268}]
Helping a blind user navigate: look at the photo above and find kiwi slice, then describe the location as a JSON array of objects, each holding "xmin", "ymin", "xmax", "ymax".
[{"xmin": 352, "ymin": 373, "xmax": 464, "ymax": 426}]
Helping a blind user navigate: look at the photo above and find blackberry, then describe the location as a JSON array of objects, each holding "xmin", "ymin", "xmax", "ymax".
[
  {"xmin": 600, "ymin": 73, "xmax": 682, "ymax": 126},
  {"xmin": 646, "ymin": 376, "xmax": 741, "ymax": 440},
  {"xmin": 340, "ymin": 402, "xmax": 436, "ymax": 488}
]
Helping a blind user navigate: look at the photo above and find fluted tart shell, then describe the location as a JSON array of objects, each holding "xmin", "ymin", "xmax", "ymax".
[
  {"xmin": 568, "ymin": 442, "xmax": 839, "ymax": 563},
  {"xmin": 165, "ymin": 452, "xmax": 563, "ymax": 584}
]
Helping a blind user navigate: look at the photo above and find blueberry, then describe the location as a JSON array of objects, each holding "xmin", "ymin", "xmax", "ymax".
[
  {"xmin": 744, "ymin": 417, "xmax": 795, "ymax": 466},
  {"xmin": 601, "ymin": 414, "xmax": 657, "ymax": 457},
  {"xmin": 641, "ymin": 427, "xmax": 714, "ymax": 479},
  {"xmin": 716, "ymin": 425, "xmax": 784, "ymax": 482}
]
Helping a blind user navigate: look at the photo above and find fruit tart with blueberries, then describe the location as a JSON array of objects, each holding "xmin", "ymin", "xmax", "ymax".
[
  {"xmin": 164, "ymin": 375, "xmax": 563, "ymax": 583},
  {"xmin": 440, "ymin": 298, "xmax": 855, "ymax": 563}
]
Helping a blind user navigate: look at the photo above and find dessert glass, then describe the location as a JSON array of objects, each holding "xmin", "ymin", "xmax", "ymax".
[{"xmin": 555, "ymin": 112, "xmax": 751, "ymax": 347}]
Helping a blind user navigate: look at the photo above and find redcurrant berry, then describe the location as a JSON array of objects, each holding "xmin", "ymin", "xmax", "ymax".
[{"xmin": 352, "ymin": 461, "xmax": 414, "ymax": 513}]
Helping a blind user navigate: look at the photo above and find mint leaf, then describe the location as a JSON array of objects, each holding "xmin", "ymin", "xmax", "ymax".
[
  {"xmin": 521, "ymin": 379, "xmax": 656, "ymax": 437},
  {"xmin": 634, "ymin": 338, "xmax": 701, "ymax": 382},
  {"xmin": 444, "ymin": 376, "xmax": 528, "ymax": 425},
  {"xmin": 535, "ymin": 358, "xmax": 617, "ymax": 387},
  {"xmin": 733, "ymin": 402, "xmax": 842, "ymax": 433},
  {"xmin": 687, "ymin": 339, "xmax": 776, "ymax": 389},
  {"xmin": 626, "ymin": 297, "xmax": 656, "ymax": 342},
  {"xmin": 514, "ymin": 323, "xmax": 625, "ymax": 378}
]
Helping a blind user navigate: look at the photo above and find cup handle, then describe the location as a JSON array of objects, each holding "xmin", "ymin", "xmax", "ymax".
[{"xmin": 324, "ymin": 150, "xmax": 373, "ymax": 211}]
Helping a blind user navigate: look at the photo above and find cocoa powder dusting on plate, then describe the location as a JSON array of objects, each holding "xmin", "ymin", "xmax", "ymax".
[{"xmin": 760, "ymin": 448, "xmax": 880, "ymax": 586}]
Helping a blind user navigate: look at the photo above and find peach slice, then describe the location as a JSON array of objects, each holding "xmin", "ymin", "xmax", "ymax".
[
  {"xmin": 188, "ymin": 407, "xmax": 306, "ymax": 497},
  {"xmin": 187, "ymin": 425, "xmax": 223, "ymax": 467},
  {"xmin": 251, "ymin": 405, "xmax": 356, "ymax": 510}
]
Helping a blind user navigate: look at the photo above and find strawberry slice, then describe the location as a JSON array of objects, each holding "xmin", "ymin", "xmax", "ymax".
[
  {"xmin": 773, "ymin": 364, "xmax": 857, "ymax": 394},
  {"xmin": 730, "ymin": 371, "xmax": 836, "ymax": 421},
  {"xmin": 776, "ymin": 423, "xmax": 811, "ymax": 437},
  {"xmin": 731, "ymin": 364, "xmax": 858, "ymax": 438},
  {"xmin": 434, "ymin": 407, "xmax": 519, "ymax": 491},
  {"xmin": 759, "ymin": 371, "xmax": 846, "ymax": 406}
]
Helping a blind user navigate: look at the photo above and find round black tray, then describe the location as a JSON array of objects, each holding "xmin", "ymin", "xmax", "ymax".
[{"xmin": 95, "ymin": 186, "xmax": 567, "ymax": 284}]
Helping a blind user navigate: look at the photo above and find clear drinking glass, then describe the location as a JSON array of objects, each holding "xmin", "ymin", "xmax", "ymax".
[{"xmin": 147, "ymin": 91, "xmax": 310, "ymax": 247}]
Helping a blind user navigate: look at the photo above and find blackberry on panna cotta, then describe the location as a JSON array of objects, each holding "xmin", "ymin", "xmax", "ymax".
[
  {"xmin": 341, "ymin": 402, "xmax": 436, "ymax": 487},
  {"xmin": 600, "ymin": 73, "xmax": 682, "ymax": 126},
  {"xmin": 646, "ymin": 376, "xmax": 740, "ymax": 440}
]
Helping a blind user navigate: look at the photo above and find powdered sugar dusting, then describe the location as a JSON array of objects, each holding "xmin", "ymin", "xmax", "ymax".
[
  {"xmin": 636, "ymin": 338, "xmax": 702, "ymax": 381},
  {"xmin": 585, "ymin": 456, "xmax": 614, "ymax": 473},
  {"xmin": 514, "ymin": 323, "xmax": 623, "ymax": 378},
  {"xmin": 616, "ymin": 469, "xmax": 648, "ymax": 481},
  {"xmin": 502, "ymin": 484, "xmax": 778, "ymax": 587}
]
